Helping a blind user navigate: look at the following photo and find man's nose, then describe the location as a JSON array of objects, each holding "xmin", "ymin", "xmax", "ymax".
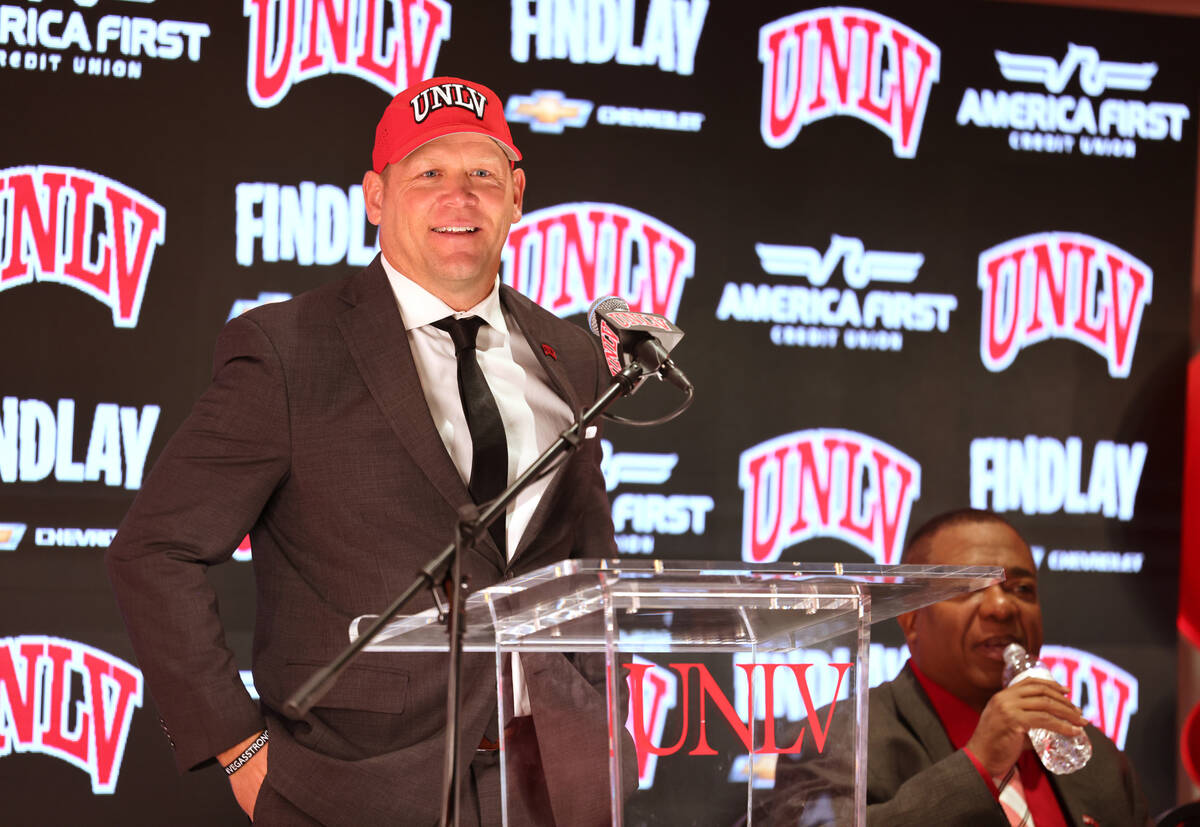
[
  {"xmin": 979, "ymin": 585, "xmax": 1017, "ymax": 618},
  {"xmin": 441, "ymin": 173, "xmax": 480, "ymax": 203}
]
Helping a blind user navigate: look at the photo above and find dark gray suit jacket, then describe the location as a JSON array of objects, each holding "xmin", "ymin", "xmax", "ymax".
[
  {"xmin": 106, "ymin": 257, "xmax": 624, "ymax": 826},
  {"xmin": 768, "ymin": 665, "xmax": 1150, "ymax": 827}
]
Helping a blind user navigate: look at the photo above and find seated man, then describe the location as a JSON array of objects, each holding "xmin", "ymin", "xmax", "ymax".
[{"xmin": 768, "ymin": 508, "xmax": 1151, "ymax": 826}]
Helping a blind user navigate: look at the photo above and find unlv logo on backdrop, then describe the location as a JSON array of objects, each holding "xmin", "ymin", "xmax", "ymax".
[
  {"xmin": 739, "ymin": 429, "xmax": 921, "ymax": 565},
  {"xmin": 978, "ymin": 232, "xmax": 1152, "ymax": 378},
  {"xmin": 0, "ymin": 166, "xmax": 165, "ymax": 327},
  {"xmin": 759, "ymin": 8, "xmax": 940, "ymax": 158},
  {"xmin": 244, "ymin": 0, "xmax": 451, "ymax": 108},
  {"xmin": 1040, "ymin": 645, "xmax": 1138, "ymax": 749},
  {"xmin": 0, "ymin": 636, "xmax": 143, "ymax": 794},
  {"xmin": 502, "ymin": 203, "xmax": 694, "ymax": 321}
]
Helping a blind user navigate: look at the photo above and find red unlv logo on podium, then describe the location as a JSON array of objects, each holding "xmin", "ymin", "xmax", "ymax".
[
  {"xmin": 0, "ymin": 166, "xmax": 165, "ymax": 328},
  {"xmin": 739, "ymin": 429, "xmax": 921, "ymax": 565},
  {"xmin": 245, "ymin": 0, "xmax": 451, "ymax": 108},
  {"xmin": 624, "ymin": 661, "xmax": 852, "ymax": 763},
  {"xmin": 978, "ymin": 232, "xmax": 1153, "ymax": 378},
  {"xmin": 0, "ymin": 636, "xmax": 143, "ymax": 795},
  {"xmin": 759, "ymin": 8, "xmax": 940, "ymax": 158}
]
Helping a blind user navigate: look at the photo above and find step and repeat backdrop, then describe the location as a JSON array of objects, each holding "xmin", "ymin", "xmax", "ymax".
[{"xmin": 2, "ymin": 0, "xmax": 1197, "ymax": 822}]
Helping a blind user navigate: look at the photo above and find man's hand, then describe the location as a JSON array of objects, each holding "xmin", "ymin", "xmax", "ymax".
[
  {"xmin": 965, "ymin": 677, "xmax": 1088, "ymax": 777},
  {"xmin": 218, "ymin": 732, "xmax": 269, "ymax": 820}
]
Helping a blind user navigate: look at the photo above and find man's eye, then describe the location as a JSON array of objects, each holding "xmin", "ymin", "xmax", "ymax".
[
  {"xmin": 471, "ymin": 169, "xmax": 492, "ymax": 177},
  {"xmin": 420, "ymin": 169, "xmax": 439, "ymax": 178}
]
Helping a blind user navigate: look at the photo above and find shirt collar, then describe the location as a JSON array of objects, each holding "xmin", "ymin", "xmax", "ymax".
[
  {"xmin": 379, "ymin": 254, "xmax": 507, "ymax": 336},
  {"xmin": 908, "ymin": 660, "xmax": 982, "ymax": 749}
]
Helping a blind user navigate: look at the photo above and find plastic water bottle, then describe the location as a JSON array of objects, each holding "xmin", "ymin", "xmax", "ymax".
[{"xmin": 1001, "ymin": 642, "xmax": 1092, "ymax": 774}]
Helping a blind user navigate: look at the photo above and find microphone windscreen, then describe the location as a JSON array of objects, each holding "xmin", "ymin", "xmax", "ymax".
[{"xmin": 587, "ymin": 295, "xmax": 630, "ymax": 335}]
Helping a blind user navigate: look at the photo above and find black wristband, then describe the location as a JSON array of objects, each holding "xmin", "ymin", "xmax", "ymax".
[{"xmin": 223, "ymin": 730, "xmax": 268, "ymax": 776}]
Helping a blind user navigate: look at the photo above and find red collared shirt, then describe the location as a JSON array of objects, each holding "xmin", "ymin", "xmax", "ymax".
[{"xmin": 909, "ymin": 661, "xmax": 1069, "ymax": 827}]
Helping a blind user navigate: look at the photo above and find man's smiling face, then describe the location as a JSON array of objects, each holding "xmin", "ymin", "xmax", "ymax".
[{"xmin": 364, "ymin": 132, "xmax": 525, "ymax": 310}]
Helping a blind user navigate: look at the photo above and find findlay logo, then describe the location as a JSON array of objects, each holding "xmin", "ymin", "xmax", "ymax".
[
  {"xmin": 0, "ymin": 166, "xmax": 164, "ymax": 328},
  {"xmin": 739, "ymin": 429, "xmax": 921, "ymax": 565},
  {"xmin": 0, "ymin": 4, "xmax": 210, "ymax": 79},
  {"xmin": 1040, "ymin": 645, "xmax": 1138, "ymax": 749},
  {"xmin": 235, "ymin": 180, "xmax": 379, "ymax": 268},
  {"xmin": 978, "ymin": 233, "xmax": 1152, "ymax": 378},
  {"xmin": 717, "ymin": 235, "xmax": 956, "ymax": 352},
  {"xmin": 0, "ymin": 397, "xmax": 161, "ymax": 490},
  {"xmin": 759, "ymin": 8, "xmax": 940, "ymax": 158},
  {"xmin": 0, "ymin": 636, "xmax": 143, "ymax": 794},
  {"xmin": 510, "ymin": 0, "xmax": 708, "ymax": 76},
  {"xmin": 502, "ymin": 203, "xmax": 693, "ymax": 322},
  {"xmin": 971, "ymin": 436, "xmax": 1147, "ymax": 522},
  {"xmin": 958, "ymin": 43, "xmax": 1190, "ymax": 157},
  {"xmin": 244, "ymin": 0, "xmax": 451, "ymax": 108}
]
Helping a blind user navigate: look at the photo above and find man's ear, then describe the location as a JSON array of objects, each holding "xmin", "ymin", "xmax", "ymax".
[
  {"xmin": 362, "ymin": 169, "xmax": 383, "ymax": 226},
  {"xmin": 897, "ymin": 610, "xmax": 918, "ymax": 651},
  {"xmin": 511, "ymin": 167, "xmax": 526, "ymax": 223}
]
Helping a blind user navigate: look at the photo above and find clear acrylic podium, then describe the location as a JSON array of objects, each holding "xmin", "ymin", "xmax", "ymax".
[{"xmin": 351, "ymin": 559, "xmax": 1002, "ymax": 826}]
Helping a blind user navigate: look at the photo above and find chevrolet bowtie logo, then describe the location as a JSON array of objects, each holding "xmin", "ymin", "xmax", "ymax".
[
  {"xmin": 505, "ymin": 90, "xmax": 594, "ymax": 134},
  {"xmin": 0, "ymin": 523, "xmax": 27, "ymax": 551}
]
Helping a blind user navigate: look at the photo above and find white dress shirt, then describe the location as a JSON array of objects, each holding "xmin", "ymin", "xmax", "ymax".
[{"xmin": 381, "ymin": 257, "xmax": 575, "ymax": 715}]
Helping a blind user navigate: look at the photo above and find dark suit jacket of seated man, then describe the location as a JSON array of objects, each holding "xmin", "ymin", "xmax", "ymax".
[
  {"xmin": 766, "ymin": 508, "xmax": 1151, "ymax": 827},
  {"xmin": 105, "ymin": 75, "xmax": 632, "ymax": 827}
]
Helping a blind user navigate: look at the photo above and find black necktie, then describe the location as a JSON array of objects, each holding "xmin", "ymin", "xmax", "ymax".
[{"xmin": 433, "ymin": 316, "xmax": 508, "ymax": 556}]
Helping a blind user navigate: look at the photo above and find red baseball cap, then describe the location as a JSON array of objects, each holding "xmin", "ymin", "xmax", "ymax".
[{"xmin": 372, "ymin": 76, "xmax": 521, "ymax": 173}]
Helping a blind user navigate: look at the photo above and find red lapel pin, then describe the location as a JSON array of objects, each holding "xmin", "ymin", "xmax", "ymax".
[{"xmin": 541, "ymin": 343, "xmax": 557, "ymax": 360}]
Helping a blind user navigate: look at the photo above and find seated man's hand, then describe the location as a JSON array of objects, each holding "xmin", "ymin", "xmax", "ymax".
[
  {"xmin": 965, "ymin": 677, "xmax": 1087, "ymax": 777},
  {"xmin": 218, "ymin": 733, "xmax": 270, "ymax": 820}
]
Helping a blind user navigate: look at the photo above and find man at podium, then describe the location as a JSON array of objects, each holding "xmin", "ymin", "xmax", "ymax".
[
  {"xmin": 768, "ymin": 508, "xmax": 1150, "ymax": 826},
  {"xmin": 106, "ymin": 76, "xmax": 623, "ymax": 825}
]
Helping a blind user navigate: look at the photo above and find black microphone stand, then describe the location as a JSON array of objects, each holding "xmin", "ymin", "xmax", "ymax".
[{"xmin": 283, "ymin": 358, "xmax": 649, "ymax": 826}]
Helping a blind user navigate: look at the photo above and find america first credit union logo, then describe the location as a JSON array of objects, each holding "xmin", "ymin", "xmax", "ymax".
[
  {"xmin": 0, "ymin": 166, "xmax": 165, "ymax": 327},
  {"xmin": 0, "ymin": 2, "xmax": 211, "ymax": 80},
  {"xmin": 717, "ymin": 234, "xmax": 957, "ymax": 352},
  {"xmin": 740, "ymin": 429, "xmax": 921, "ymax": 566},
  {"xmin": 958, "ymin": 43, "xmax": 1191, "ymax": 157},
  {"xmin": 501, "ymin": 203, "xmax": 694, "ymax": 322},
  {"xmin": 244, "ymin": 0, "xmax": 451, "ymax": 108},
  {"xmin": 759, "ymin": 8, "xmax": 940, "ymax": 158},
  {"xmin": 978, "ymin": 233, "xmax": 1152, "ymax": 378},
  {"xmin": 0, "ymin": 636, "xmax": 144, "ymax": 794}
]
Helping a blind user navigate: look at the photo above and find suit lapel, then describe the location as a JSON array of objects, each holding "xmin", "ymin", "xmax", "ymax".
[
  {"xmin": 1046, "ymin": 762, "xmax": 1089, "ymax": 826},
  {"xmin": 890, "ymin": 666, "xmax": 958, "ymax": 763},
  {"xmin": 894, "ymin": 666, "xmax": 1087, "ymax": 827},
  {"xmin": 500, "ymin": 286, "xmax": 589, "ymax": 567},
  {"xmin": 334, "ymin": 259, "xmax": 505, "ymax": 569}
]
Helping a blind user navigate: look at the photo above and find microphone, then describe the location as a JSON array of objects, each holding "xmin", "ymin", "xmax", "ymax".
[{"xmin": 586, "ymin": 296, "xmax": 693, "ymax": 393}]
